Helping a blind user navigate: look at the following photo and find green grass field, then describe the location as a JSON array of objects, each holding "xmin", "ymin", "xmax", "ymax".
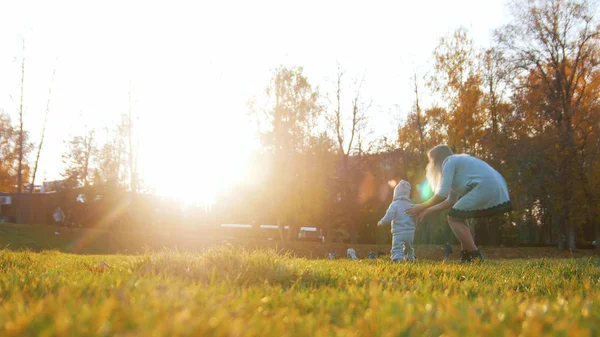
[{"xmin": 1, "ymin": 246, "xmax": 599, "ymax": 337}]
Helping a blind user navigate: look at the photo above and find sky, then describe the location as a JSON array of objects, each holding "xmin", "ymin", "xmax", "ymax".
[{"xmin": 0, "ymin": 0, "xmax": 510, "ymax": 203}]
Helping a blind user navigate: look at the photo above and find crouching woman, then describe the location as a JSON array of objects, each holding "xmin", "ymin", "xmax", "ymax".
[{"xmin": 406, "ymin": 145, "xmax": 512, "ymax": 262}]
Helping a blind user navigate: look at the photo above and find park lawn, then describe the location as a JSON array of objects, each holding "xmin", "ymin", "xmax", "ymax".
[
  {"xmin": 0, "ymin": 247, "xmax": 599, "ymax": 337},
  {"xmin": 1, "ymin": 222, "xmax": 597, "ymax": 260}
]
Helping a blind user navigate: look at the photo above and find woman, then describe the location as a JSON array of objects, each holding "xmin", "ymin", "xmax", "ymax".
[{"xmin": 406, "ymin": 145, "xmax": 512, "ymax": 262}]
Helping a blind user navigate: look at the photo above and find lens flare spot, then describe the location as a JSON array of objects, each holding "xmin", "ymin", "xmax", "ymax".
[
  {"xmin": 420, "ymin": 180, "xmax": 432, "ymax": 200},
  {"xmin": 388, "ymin": 180, "xmax": 397, "ymax": 188}
]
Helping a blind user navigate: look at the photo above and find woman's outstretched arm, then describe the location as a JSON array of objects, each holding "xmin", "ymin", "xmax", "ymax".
[
  {"xmin": 414, "ymin": 197, "xmax": 456, "ymax": 222},
  {"xmin": 405, "ymin": 194, "xmax": 445, "ymax": 216},
  {"xmin": 421, "ymin": 194, "xmax": 447, "ymax": 209}
]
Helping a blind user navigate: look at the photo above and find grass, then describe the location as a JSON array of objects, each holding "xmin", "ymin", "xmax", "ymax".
[{"xmin": 1, "ymin": 246, "xmax": 599, "ymax": 336}]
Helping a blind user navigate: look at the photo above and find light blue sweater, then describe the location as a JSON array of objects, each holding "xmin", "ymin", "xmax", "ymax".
[{"xmin": 378, "ymin": 180, "xmax": 416, "ymax": 233}]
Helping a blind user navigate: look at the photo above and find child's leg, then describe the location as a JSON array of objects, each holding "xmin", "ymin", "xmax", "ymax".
[
  {"xmin": 402, "ymin": 232, "xmax": 416, "ymax": 261},
  {"xmin": 391, "ymin": 233, "xmax": 405, "ymax": 261}
]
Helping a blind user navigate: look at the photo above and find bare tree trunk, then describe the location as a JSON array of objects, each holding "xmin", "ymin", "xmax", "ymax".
[
  {"xmin": 331, "ymin": 66, "xmax": 365, "ymax": 246},
  {"xmin": 487, "ymin": 216, "xmax": 500, "ymax": 246},
  {"xmin": 17, "ymin": 40, "xmax": 25, "ymax": 194},
  {"xmin": 567, "ymin": 226, "xmax": 577, "ymax": 252},
  {"xmin": 555, "ymin": 215, "xmax": 565, "ymax": 251},
  {"xmin": 551, "ymin": 99, "xmax": 576, "ymax": 251},
  {"xmin": 341, "ymin": 154, "xmax": 353, "ymax": 242},
  {"xmin": 596, "ymin": 225, "xmax": 600, "ymax": 254},
  {"xmin": 562, "ymin": 122, "xmax": 577, "ymax": 251},
  {"xmin": 30, "ymin": 69, "xmax": 56, "ymax": 193},
  {"xmin": 411, "ymin": 72, "xmax": 425, "ymax": 154},
  {"xmin": 127, "ymin": 91, "xmax": 137, "ymax": 193},
  {"xmin": 83, "ymin": 130, "xmax": 95, "ymax": 188},
  {"xmin": 540, "ymin": 210, "xmax": 549, "ymax": 245}
]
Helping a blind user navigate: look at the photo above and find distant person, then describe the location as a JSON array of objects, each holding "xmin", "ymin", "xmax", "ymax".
[
  {"xmin": 347, "ymin": 248, "xmax": 358, "ymax": 260},
  {"xmin": 444, "ymin": 242, "xmax": 452, "ymax": 260},
  {"xmin": 327, "ymin": 249, "xmax": 337, "ymax": 260},
  {"xmin": 378, "ymin": 180, "xmax": 416, "ymax": 262},
  {"xmin": 53, "ymin": 206, "xmax": 64, "ymax": 235},
  {"xmin": 406, "ymin": 145, "xmax": 512, "ymax": 263}
]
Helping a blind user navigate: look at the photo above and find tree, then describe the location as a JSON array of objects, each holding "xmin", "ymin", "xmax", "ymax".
[
  {"xmin": 476, "ymin": 48, "xmax": 516, "ymax": 245},
  {"xmin": 326, "ymin": 65, "xmax": 370, "ymax": 242},
  {"xmin": 293, "ymin": 134, "xmax": 336, "ymax": 237},
  {"xmin": 92, "ymin": 136, "xmax": 123, "ymax": 187},
  {"xmin": 397, "ymin": 73, "xmax": 442, "ymax": 243},
  {"xmin": 497, "ymin": 0, "xmax": 600, "ymax": 250},
  {"xmin": 397, "ymin": 72, "xmax": 432, "ymax": 177},
  {"xmin": 0, "ymin": 110, "xmax": 33, "ymax": 193},
  {"xmin": 0, "ymin": 112, "xmax": 18, "ymax": 191},
  {"xmin": 429, "ymin": 27, "xmax": 485, "ymax": 155},
  {"xmin": 481, "ymin": 48, "xmax": 511, "ymax": 141},
  {"xmin": 572, "ymin": 68, "xmax": 600, "ymax": 252},
  {"xmin": 257, "ymin": 66, "xmax": 323, "ymax": 239},
  {"xmin": 62, "ymin": 130, "xmax": 96, "ymax": 187}
]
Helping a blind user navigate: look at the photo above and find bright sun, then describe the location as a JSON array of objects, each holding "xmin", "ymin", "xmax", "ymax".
[
  {"xmin": 140, "ymin": 111, "xmax": 255, "ymax": 206},
  {"xmin": 146, "ymin": 148, "xmax": 244, "ymax": 207}
]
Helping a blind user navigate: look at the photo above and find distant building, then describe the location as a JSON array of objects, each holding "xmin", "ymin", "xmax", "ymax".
[
  {"xmin": 24, "ymin": 184, "xmax": 43, "ymax": 193},
  {"xmin": 42, "ymin": 180, "xmax": 70, "ymax": 193},
  {"xmin": 219, "ymin": 224, "xmax": 324, "ymax": 241},
  {"xmin": 0, "ymin": 192, "xmax": 12, "ymax": 206},
  {"xmin": 0, "ymin": 192, "xmax": 13, "ymax": 223}
]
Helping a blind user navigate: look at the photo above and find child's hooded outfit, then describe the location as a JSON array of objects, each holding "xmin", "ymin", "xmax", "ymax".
[{"xmin": 379, "ymin": 180, "xmax": 416, "ymax": 261}]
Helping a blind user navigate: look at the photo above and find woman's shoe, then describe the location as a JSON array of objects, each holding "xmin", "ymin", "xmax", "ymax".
[
  {"xmin": 460, "ymin": 249, "xmax": 473, "ymax": 263},
  {"xmin": 470, "ymin": 250, "xmax": 484, "ymax": 262}
]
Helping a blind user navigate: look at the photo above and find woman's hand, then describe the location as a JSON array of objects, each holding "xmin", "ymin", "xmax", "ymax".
[
  {"xmin": 405, "ymin": 203, "xmax": 425, "ymax": 217},
  {"xmin": 415, "ymin": 208, "xmax": 430, "ymax": 222},
  {"xmin": 406, "ymin": 204, "xmax": 429, "ymax": 222}
]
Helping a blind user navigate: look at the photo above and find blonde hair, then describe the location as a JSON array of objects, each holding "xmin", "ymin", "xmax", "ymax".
[{"xmin": 426, "ymin": 144, "xmax": 453, "ymax": 193}]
